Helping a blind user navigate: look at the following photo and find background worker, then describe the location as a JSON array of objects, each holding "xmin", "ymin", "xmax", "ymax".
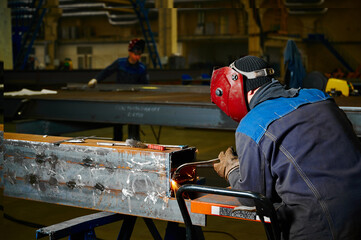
[
  {"xmin": 88, "ymin": 38, "xmax": 149, "ymax": 141},
  {"xmin": 210, "ymin": 55, "xmax": 361, "ymax": 240}
]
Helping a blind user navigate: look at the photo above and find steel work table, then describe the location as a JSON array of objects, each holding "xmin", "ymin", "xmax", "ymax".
[
  {"xmin": 4, "ymin": 85, "xmax": 238, "ymax": 132},
  {"xmin": 4, "ymin": 84, "xmax": 361, "ymax": 136}
]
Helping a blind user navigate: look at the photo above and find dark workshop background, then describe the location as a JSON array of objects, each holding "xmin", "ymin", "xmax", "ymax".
[{"xmin": 1, "ymin": 0, "xmax": 361, "ymax": 239}]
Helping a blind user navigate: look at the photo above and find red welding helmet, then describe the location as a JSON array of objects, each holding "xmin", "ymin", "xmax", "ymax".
[
  {"xmin": 210, "ymin": 66, "xmax": 248, "ymax": 122},
  {"xmin": 128, "ymin": 38, "xmax": 145, "ymax": 54}
]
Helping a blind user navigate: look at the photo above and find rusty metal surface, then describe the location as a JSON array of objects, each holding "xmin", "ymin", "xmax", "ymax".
[{"xmin": 2, "ymin": 133, "xmax": 206, "ymax": 226}]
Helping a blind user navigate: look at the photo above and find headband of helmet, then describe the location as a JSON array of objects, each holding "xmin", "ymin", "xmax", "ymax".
[
  {"xmin": 210, "ymin": 56, "xmax": 274, "ymax": 122},
  {"xmin": 128, "ymin": 38, "xmax": 145, "ymax": 54},
  {"xmin": 233, "ymin": 56, "xmax": 274, "ymax": 92}
]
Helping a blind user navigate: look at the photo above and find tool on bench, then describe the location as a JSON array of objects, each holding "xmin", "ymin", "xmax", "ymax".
[
  {"xmin": 52, "ymin": 136, "xmax": 112, "ymax": 146},
  {"xmin": 145, "ymin": 143, "xmax": 187, "ymax": 150},
  {"xmin": 158, "ymin": 144, "xmax": 188, "ymax": 149},
  {"xmin": 97, "ymin": 139, "xmax": 167, "ymax": 151}
]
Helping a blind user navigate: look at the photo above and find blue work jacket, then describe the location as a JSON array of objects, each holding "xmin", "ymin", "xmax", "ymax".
[
  {"xmin": 229, "ymin": 88, "xmax": 361, "ymax": 240},
  {"xmin": 95, "ymin": 57, "xmax": 148, "ymax": 84}
]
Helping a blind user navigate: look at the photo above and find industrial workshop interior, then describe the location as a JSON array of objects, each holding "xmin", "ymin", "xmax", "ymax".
[{"xmin": 1, "ymin": 0, "xmax": 361, "ymax": 239}]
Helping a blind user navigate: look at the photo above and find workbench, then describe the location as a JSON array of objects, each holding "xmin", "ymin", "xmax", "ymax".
[{"xmin": 4, "ymin": 84, "xmax": 361, "ymax": 136}]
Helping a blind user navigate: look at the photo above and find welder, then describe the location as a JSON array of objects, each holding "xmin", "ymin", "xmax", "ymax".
[
  {"xmin": 88, "ymin": 38, "xmax": 148, "ymax": 87},
  {"xmin": 211, "ymin": 55, "xmax": 361, "ymax": 240},
  {"xmin": 88, "ymin": 38, "xmax": 149, "ymax": 141}
]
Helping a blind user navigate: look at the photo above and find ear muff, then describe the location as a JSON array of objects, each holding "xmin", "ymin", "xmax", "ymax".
[{"xmin": 210, "ymin": 67, "xmax": 248, "ymax": 122}]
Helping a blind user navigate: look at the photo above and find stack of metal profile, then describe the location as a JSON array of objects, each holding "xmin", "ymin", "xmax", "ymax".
[{"xmin": 2, "ymin": 133, "xmax": 205, "ymax": 225}]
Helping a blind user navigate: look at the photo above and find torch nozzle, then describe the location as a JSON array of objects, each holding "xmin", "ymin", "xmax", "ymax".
[{"xmin": 172, "ymin": 158, "xmax": 219, "ymax": 180}]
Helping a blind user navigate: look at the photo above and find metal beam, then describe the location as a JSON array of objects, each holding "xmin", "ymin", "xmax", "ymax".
[
  {"xmin": 4, "ymin": 89, "xmax": 239, "ymax": 130},
  {"xmin": 4, "ymin": 88, "xmax": 361, "ymax": 135},
  {"xmin": 3, "ymin": 133, "xmax": 206, "ymax": 226},
  {"xmin": 36, "ymin": 212, "xmax": 124, "ymax": 239}
]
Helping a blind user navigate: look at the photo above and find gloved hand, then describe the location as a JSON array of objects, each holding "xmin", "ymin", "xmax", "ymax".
[
  {"xmin": 214, "ymin": 147, "xmax": 239, "ymax": 180},
  {"xmin": 88, "ymin": 78, "xmax": 97, "ymax": 88}
]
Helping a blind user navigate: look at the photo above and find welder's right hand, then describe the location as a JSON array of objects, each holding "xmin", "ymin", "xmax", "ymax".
[
  {"xmin": 88, "ymin": 78, "xmax": 97, "ymax": 88},
  {"xmin": 214, "ymin": 147, "xmax": 239, "ymax": 180}
]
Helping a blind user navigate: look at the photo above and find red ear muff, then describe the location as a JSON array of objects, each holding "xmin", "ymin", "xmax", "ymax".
[{"xmin": 210, "ymin": 67, "xmax": 248, "ymax": 122}]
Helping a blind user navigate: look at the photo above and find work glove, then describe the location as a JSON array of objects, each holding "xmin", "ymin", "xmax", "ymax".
[
  {"xmin": 214, "ymin": 147, "xmax": 239, "ymax": 180},
  {"xmin": 88, "ymin": 78, "xmax": 97, "ymax": 88}
]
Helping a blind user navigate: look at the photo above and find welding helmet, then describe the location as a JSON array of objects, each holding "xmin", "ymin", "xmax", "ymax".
[
  {"xmin": 210, "ymin": 56, "xmax": 275, "ymax": 122},
  {"xmin": 128, "ymin": 38, "xmax": 145, "ymax": 54}
]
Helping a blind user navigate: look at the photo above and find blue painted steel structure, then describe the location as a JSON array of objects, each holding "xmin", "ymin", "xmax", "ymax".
[{"xmin": 8, "ymin": 0, "xmax": 47, "ymax": 70}]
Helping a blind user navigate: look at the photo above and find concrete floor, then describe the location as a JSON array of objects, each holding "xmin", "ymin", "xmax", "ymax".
[{"xmin": 1, "ymin": 125, "xmax": 267, "ymax": 239}]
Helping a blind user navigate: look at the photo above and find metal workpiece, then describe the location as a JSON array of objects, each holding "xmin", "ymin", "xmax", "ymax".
[
  {"xmin": 36, "ymin": 211, "xmax": 126, "ymax": 240},
  {"xmin": 2, "ymin": 133, "xmax": 205, "ymax": 226}
]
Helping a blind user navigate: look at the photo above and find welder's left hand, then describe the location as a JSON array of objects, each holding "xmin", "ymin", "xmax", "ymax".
[
  {"xmin": 214, "ymin": 147, "xmax": 239, "ymax": 180},
  {"xmin": 88, "ymin": 78, "xmax": 97, "ymax": 88}
]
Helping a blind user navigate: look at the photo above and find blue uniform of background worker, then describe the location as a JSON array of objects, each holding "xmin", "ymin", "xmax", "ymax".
[
  {"xmin": 210, "ymin": 55, "xmax": 361, "ymax": 240},
  {"xmin": 88, "ymin": 39, "xmax": 149, "ymax": 140}
]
